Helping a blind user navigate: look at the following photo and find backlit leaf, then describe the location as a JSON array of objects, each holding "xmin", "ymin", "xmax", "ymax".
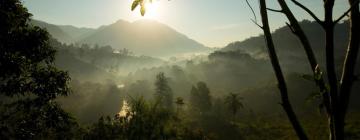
[{"xmin": 131, "ymin": 0, "xmax": 140, "ymax": 11}]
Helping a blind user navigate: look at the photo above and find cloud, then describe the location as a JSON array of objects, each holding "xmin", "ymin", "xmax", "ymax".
[{"xmin": 211, "ymin": 24, "xmax": 241, "ymax": 31}]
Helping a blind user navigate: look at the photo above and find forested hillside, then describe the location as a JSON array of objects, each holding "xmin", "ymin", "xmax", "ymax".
[{"xmin": 2, "ymin": 0, "xmax": 360, "ymax": 139}]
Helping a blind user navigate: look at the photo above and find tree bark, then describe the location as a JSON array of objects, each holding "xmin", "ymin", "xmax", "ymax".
[
  {"xmin": 259, "ymin": 0, "xmax": 308, "ymax": 139},
  {"xmin": 322, "ymin": 1, "xmax": 342, "ymax": 139},
  {"xmin": 338, "ymin": 0, "xmax": 360, "ymax": 139}
]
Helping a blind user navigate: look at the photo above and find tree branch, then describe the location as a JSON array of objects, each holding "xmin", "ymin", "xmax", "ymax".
[
  {"xmin": 291, "ymin": 0, "xmax": 324, "ymax": 27},
  {"xmin": 334, "ymin": 0, "xmax": 360, "ymax": 23},
  {"xmin": 246, "ymin": 0, "xmax": 263, "ymax": 29},
  {"xmin": 285, "ymin": 22, "xmax": 296, "ymax": 33},
  {"xmin": 251, "ymin": 19, "xmax": 263, "ymax": 29},
  {"xmin": 267, "ymin": 8, "xmax": 283, "ymax": 13},
  {"xmin": 245, "ymin": 0, "xmax": 258, "ymax": 23}
]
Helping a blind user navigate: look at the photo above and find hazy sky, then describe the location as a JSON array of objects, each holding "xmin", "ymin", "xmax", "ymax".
[{"xmin": 23, "ymin": 0, "xmax": 349, "ymax": 47}]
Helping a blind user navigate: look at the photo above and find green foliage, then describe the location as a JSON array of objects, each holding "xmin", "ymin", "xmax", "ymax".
[
  {"xmin": 0, "ymin": 0, "xmax": 78, "ymax": 139},
  {"xmin": 175, "ymin": 97, "xmax": 185, "ymax": 106},
  {"xmin": 1, "ymin": 1, "xmax": 359, "ymax": 139},
  {"xmin": 301, "ymin": 74, "xmax": 315, "ymax": 82},
  {"xmin": 225, "ymin": 93, "xmax": 244, "ymax": 117},
  {"xmin": 190, "ymin": 82, "xmax": 212, "ymax": 114},
  {"xmin": 175, "ymin": 97, "xmax": 185, "ymax": 115},
  {"xmin": 52, "ymin": 40, "xmax": 163, "ymax": 78},
  {"xmin": 0, "ymin": 0, "xmax": 70, "ymax": 101},
  {"xmin": 0, "ymin": 99, "xmax": 81, "ymax": 139},
  {"xmin": 58, "ymin": 81, "xmax": 124, "ymax": 123},
  {"xmin": 85, "ymin": 97, "xmax": 209, "ymax": 140},
  {"xmin": 131, "ymin": 0, "xmax": 153, "ymax": 16},
  {"xmin": 155, "ymin": 72, "xmax": 174, "ymax": 110}
]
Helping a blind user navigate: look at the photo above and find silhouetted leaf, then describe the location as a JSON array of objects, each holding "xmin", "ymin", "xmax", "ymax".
[
  {"xmin": 302, "ymin": 74, "xmax": 314, "ymax": 81},
  {"xmin": 131, "ymin": 0, "xmax": 157, "ymax": 16},
  {"xmin": 131, "ymin": 0, "xmax": 140, "ymax": 11},
  {"xmin": 305, "ymin": 91, "xmax": 322, "ymax": 102},
  {"xmin": 314, "ymin": 65, "xmax": 323, "ymax": 81},
  {"xmin": 140, "ymin": 5, "xmax": 146, "ymax": 16}
]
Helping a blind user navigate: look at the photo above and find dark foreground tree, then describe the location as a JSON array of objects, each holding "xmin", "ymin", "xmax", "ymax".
[
  {"xmin": 0, "ymin": 0, "xmax": 79, "ymax": 139},
  {"xmin": 252, "ymin": 0, "xmax": 360, "ymax": 139},
  {"xmin": 256, "ymin": 1, "xmax": 308, "ymax": 139}
]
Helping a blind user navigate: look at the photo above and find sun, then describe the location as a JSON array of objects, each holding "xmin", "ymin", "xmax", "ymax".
[{"xmin": 143, "ymin": 2, "xmax": 160, "ymax": 19}]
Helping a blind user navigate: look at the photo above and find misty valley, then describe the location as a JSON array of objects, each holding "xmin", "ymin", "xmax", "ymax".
[{"xmin": 1, "ymin": 0, "xmax": 360, "ymax": 140}]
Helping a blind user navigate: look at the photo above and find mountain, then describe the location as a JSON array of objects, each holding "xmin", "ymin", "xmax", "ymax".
[
  {"xmin": 221, "ymin": 20, "xmax": 354, "ymax": 73},
  {"xmin": 79, "ymin": 20, "xmax": 210, "ymax": 57},
  {"xmin": 49, "ymin": 39, "xmax": 116, "ymax": 82},
  {"xmin": 57, "ymin": 25, "xmax": 95, "ymax": 41},
  {"xmin": 31, "ymin": 20, "xmax": 97, "ymax": 44},
  {"xmin": 121, "ymin": 20, "xmax": 360, "ymax": 113},
  {"xmin": 49, "ymin": 38, "xmax": 165, "ymax": 82},
  {"xmin": 31, "ymin": 19, "xmax": 210, "ymax": 57},
  {"xmin": 30, "ymin": 20, "xmax": 74, "ymax": 43}
]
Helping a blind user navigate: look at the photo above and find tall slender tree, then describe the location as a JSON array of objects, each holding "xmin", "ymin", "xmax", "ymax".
[
  {"xmin": 268, "ymin": 0, "xmax": 334, "ymax": 138},
  {"xmin": 257, "ymin": 0, "xmax": 308, "ymax": 139},
  {"xmin": 154, "ymin": 72, "xmax": 174, "ymax": 111},
  {"xmin": 288, "ymin": 0, "xmax": 360, "ymax": 139}
]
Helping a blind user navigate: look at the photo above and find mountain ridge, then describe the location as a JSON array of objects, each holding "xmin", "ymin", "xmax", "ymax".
[
  {"xmin": 31, "ymin": 19, "xmax": 210, "ymax": 58},
  {"xmin": 30, "ymin": 19, "xmax": 74, "ymax": 43},
  {"xmin": 79, "ymin": 19, "xmax": 210, "ymax": 57}
]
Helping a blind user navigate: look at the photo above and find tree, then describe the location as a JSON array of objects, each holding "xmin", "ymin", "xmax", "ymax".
[
  {"xmin": 155, "ymin": 72, "xmax": 174, "ymax": 110},
  {"xmin": 253, "ymin": 1, "xmax": 308, "ymax": 139},
  {"xmin": 132, "ymin": 0, "xmax": 360, "ymax": 139},
  {"xmin": 275, "ymin": 0, "xmax": 360, "ymax": 139},
  {"xmin": 0, "ymin": 0, "xmax": 78, "ymax": 139},
  {"xmin": 86, "ymin": 97, "xmax": 211, "ymax": 140},
  {"xmin": 175, "ymin": 97, "xmax": 185, "ymax": 115},
  {"xmin": 190, "ymin": 82, "xmax": 212, "ymax": 114},
  {"xmin": 225, "ymin": 93, "xmax": 244, "ymax": 120},
  {"xmin": 250, "ymin": 0, "xmax": 360, "ymax": 139},
  {"xmin": 268, "ymin": 0, "xmax": 334, "ymax": 138}
]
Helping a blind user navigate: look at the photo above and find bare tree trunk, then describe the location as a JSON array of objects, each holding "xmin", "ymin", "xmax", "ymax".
[
  {"xmin": 322, "ymin": 1, "xmax": 342, "ymax": 140},
  {"xmin": 288, "ymin": 0, "xmax": 360, "ymax": 139},
  {"xmin": 276, "ymin": 0, "xmax": 328, "ymax": 96},
  {"xmin": 338, "ymin": 0, "xmax": 360, "ymax": 139},
  {"xmin": 259, "ymin": 0, "xmax": 308, "ymax": 139},
  {"xmin": 276, "ymin": 1, "xmax": 335, "ymax": 138}
]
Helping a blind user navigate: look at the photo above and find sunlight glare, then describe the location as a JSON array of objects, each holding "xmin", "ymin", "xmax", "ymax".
[{"xmin": 144, "ymin": 2, "xmax": 160, "ymax": 19}]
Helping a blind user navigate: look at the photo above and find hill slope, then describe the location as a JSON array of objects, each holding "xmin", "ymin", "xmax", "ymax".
[
  {"xmin": 221, "ymin": 20, "xmax": 355, "ymax": 73},
  {"xmin": 31, "ymin": 19, "xmax": 210, "ymax": 57},
  {"xmin": 31, "ymin": 20, "xmax": 74, "ymax": 43},
  {"xmin": 79, "ymin": 20, "xmax": 210, "ymax": 57},
  {"xmin": 57, "ymin": 25, "xmax": 95, "ymax": 41}
]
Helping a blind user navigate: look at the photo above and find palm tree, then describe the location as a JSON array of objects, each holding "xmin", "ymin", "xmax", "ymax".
[
  {"xmin": 225, "ymin": 93, "xmax": 244, "ymax": 121},
  {"xmin": 175, "ymin": 97, "xmax": 185, "ymax": 115}
]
